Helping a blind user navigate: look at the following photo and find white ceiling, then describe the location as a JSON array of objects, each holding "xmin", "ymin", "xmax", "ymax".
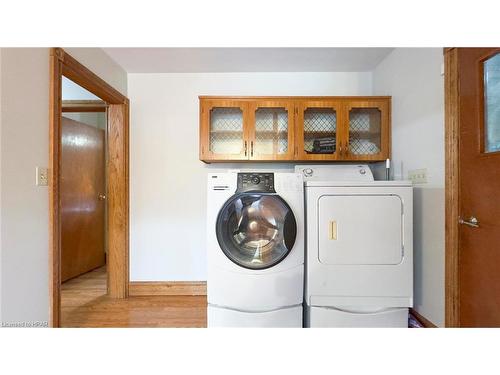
[{"xmin": 103, "ymin": 48, "xmax": 394, "ymax": 73}]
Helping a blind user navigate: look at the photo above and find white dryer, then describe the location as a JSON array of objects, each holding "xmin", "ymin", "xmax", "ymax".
[
  {"xmin": 207, "ymin": 171, "xmax": 304, "ymax": 327},
  {"xmin": 296, "ymin": 165, "xmax": 413, "ymax": 328}
]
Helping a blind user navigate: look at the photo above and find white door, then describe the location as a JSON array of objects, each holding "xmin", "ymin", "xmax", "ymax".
[{"xmin": 318, "ymin": 195, "xmax": 403, "ymax": 265}]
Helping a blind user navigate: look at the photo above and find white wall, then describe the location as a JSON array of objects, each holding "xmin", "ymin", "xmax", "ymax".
[
  {"xmin": 373, "ymin": 48, "xmax": 445, "ymax": 326},
  {"xmin": 0, "ymin": 49, "xmax": 50, "ymax": 325},
  {"xmin": 62, "ymin": 112, "xmax": 106, "ymax": 130},
  {"xmin": 62, "ymin": 77, "xmax": 100, "ymax": 100},
  {"xmin": 0, "ymin": 48, "xmax": 2, "ymax": 323},
  {"xmin": 0, "ymin": 48, "xmax": 127, "ymax": 325},
  {"xmin": 128, "ymin": 72, "xmax": 372, "ymax": 281}
]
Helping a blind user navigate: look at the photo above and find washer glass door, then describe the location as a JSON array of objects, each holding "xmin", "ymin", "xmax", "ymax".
[{"xmin": 216, "ymin": 193, "xmax": 297, "ymax": 270}]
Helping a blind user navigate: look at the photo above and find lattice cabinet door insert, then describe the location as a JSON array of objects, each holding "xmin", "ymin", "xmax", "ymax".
[
  {"xmin": 249, "ymin": 102, "xmax": 294, "ymax": 160},
  {"xmin": 202, "ymin": 102, "xmax": 248, "ymax": 160},
  {"xmin": 296, "ymin": 101, "xmax": 341, "ymax": 160},
  {"xmin": 348, "ymin": 108, "xmax": 381, "ymax": 155}
]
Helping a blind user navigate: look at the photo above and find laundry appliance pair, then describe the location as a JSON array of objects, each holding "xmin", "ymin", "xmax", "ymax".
[{"xmin": 206, "ymin": 166, "xmax": 413, "ymax": 327}]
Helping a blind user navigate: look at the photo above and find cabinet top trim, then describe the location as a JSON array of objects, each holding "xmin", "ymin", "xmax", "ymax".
[{"xmin": 198, "ymin": 95, "xmax": 391, "ymax": 100}]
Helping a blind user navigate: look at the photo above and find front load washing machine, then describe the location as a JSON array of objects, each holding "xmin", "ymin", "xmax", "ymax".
[
  {"xmin": 296, "ymin": 165, "xmax": 413, "ymax": 328},
  {"xmin": 206, "ymin": 171, "xmax": 304, "ymax": 327}
]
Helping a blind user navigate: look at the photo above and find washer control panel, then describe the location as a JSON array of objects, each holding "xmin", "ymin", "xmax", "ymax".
[{"xmin": 237, "ymin": 172, "xmax": 275, "ymax": 193}]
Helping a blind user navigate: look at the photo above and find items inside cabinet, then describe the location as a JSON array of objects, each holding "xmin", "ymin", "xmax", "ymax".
[
  {"xmin": 348, "ymin": 107, "xmax": 382, "ymax": 156},
  {"xmin": 303, "ymin": 107, "xmax": 337, "ymax": 154}
]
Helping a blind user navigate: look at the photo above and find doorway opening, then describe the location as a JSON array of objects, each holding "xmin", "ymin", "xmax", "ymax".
[
  {"xmin": 60, "ymin": 77, "xmax": 108, "ymax": 326},
  {"xmin": 49, "ymin": 48, "xmax": 130, "ymax": 327}
]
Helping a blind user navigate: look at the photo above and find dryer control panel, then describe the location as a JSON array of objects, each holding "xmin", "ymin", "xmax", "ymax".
[{"xmin": 237, "ymin": 173, "xmax": 276, "ymax": 193}]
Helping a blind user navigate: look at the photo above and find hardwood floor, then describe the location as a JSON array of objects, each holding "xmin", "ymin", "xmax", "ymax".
[{"xmin": 61, "ymin": 266, "xmax": 207, "ymax": 328}]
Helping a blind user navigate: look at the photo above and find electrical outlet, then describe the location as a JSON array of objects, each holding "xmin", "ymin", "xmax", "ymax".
[
  {"xmin": 36, "ymin": 167, "xmax": 48, "ymax": 186},
  {"xmin": 408, "ymin": 168, "xmax": 427, "ymax": 184}
]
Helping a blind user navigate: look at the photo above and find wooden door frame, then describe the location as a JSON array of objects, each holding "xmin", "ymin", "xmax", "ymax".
[
  {"xmin": 444, "ymin": 47, "xmax": 460, "ymax": 327},
  {"xmin": 49, "ymin": 48, "xmax": 130, "ymax": 327},
  {"xmin": 62, "ymin": 99, "xmax": 107, "ymax": 113}
]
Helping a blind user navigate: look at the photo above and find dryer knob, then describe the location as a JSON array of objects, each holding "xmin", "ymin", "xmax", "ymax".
[
  {"xmin": 360, "ymin": 169, "xmax": 366, "ymax": 175},
  {"xmin": 303, "ymin": 168, "xmax": 313, "ymax": 177}
]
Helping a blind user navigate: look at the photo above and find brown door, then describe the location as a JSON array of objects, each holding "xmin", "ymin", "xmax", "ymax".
[
  {"xmin": 457, "ymin": 48, "xmax": 500, "ymax": 327},
  {"xmin": 61, "ymin": 116, "xmax": 106, "ymax": 282}
]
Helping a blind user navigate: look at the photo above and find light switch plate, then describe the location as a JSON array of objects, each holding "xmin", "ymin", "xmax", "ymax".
[
  {"xmin": 408, "ymin": 168, "xmax": 427, "ymax": 184},
  {"xmin": 36, "ymin": 167, "xmax": 48, "ymax": 186}
]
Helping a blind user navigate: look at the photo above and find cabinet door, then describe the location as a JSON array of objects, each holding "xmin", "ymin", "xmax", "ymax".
[
  {"xmin": 295, "ymin": 100, "xmax": 343, "ymax": 161},
  {"xmin": 248, "ymin": 101, "xmax": 294, "ymax": 160},
  {"xmin": 343, "ymin": 99, "xmax": 390, "ymax": 161},
  {"xmin": 200, "ymin": 99, "xmax": 249, "ymax": 161}
]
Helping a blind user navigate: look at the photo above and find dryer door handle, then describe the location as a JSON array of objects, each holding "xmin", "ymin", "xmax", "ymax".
[{"xmin": 329, "ymin": 220, "xmax": 337, "ymax": 240}]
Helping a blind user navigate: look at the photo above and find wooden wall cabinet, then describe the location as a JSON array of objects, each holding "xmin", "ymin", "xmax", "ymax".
[{"xmin": 199, "ymin": 96, "xmax": 391, "ymax": 163}]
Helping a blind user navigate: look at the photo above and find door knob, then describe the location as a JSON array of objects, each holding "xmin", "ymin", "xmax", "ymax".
[
  {"xmin": 98, "ymin": 193, "xmax": 106, "ymax": 201},
  {"xmin": 459, "ymin": 216, "xmax": 479, "ymax": 228}
]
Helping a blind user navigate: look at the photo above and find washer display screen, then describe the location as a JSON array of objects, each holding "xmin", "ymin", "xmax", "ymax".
[{"xmin": 216, "ymin": 193, "xmax": 297, "ymax": 270}]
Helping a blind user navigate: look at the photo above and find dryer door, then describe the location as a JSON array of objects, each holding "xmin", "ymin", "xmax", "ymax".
[
  {"xmin": 216, "ymin": 193, "xmax": 297, "ymax": 270},
  {"xmin": 318, "ymin": 194, "xmax": 403, "ymax": 265}
]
